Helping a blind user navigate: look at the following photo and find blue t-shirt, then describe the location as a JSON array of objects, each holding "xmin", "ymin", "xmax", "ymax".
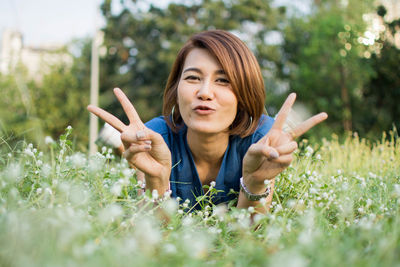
[{"xmin": 145, "ymin": 114, "xmax": 274, "ymax": 208}]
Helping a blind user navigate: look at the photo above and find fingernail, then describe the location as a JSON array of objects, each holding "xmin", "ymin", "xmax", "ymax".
[
  {"xmin": 144, "ymin": 145, "xmax": 151, "ymax": 150},
  {"xmin": 144, "ymin": 140, "xmax": 152, "ymax": 145},
  {"xmin": 270, "ymin": 151, "xmax": 279, "ymax": 159},
  {"xmin": 136, "ymin": 130, "xmax": 145, "ymax": 139}
]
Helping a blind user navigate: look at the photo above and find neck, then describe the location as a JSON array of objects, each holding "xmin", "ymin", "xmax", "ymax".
[{"xmin": 186, "ymin": 129, "xmax": 229, "ymax": 166}]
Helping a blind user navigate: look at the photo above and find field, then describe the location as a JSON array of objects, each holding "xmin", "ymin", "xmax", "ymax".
[{"xmin": 0, "ymin": 127, "xmax": 399, "ymax": 267}]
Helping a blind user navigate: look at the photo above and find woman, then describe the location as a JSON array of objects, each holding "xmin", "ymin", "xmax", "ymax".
[{"xmin": 88, "ymin": 30, "xmax": 327, "ymax": 213}]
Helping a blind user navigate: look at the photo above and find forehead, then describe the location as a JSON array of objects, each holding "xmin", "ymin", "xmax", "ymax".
[{"xmin": 182, "ymin": 48, "xmax": 223, "ymax": 71}]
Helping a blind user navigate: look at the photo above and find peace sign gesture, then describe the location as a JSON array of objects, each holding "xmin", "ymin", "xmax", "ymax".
[
  {"xmin": 87, "ymin": 88, "xmax": 171, "ymax": 193},
  {"xmin": 242, "ymin": 93, "xmax": 328, "ymax": 193}
]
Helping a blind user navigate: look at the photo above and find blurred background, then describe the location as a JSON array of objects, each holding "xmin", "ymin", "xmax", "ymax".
[{"xmin": 0, "ymin": 0, "xmax": 399, "ymax": 152}]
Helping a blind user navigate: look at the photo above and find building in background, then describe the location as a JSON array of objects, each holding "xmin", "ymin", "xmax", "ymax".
[{"xmin": 0, "ymin": 29, "xmax": 72, "ymax": 81}]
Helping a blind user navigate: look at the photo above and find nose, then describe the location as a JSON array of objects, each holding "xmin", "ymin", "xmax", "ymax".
[{"xmin": 197, "ymin": 80, "xmax": 213, "ymax": 101}]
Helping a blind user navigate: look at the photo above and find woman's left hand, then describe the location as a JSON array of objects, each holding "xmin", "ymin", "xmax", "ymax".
[{"xmin": 242, "ymin": 93, "xmax": 327, "ymax": 194}]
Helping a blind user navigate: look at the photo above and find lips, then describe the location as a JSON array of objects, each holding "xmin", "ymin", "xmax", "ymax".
[
  {"xmin": 193, "ymin": 104, "xmax": 216, "ymax": 115},
  {"xmin": 194, "ymin": 105, "xmax": 215, "ymax": 111}
]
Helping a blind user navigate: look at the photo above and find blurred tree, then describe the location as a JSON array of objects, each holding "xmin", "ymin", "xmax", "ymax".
[
  {"xmin": 278, "ymin": 0, "xmax": 375, "ymax": 136},
  {"xmin": 99, "ymin": 0, "xmax": 285, "ymax": 123},
  {"xmin": 362, "ymin": 6, "xmax": 400, "ymax": 135},
  {"xmin": 0, "ymin": 39, "xmax": 91, "ymax": 150}
]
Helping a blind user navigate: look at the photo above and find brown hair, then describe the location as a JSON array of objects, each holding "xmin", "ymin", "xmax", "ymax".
[{"xmin": 162, "ymin": 30, "xmax": 265, "ymax": 137}]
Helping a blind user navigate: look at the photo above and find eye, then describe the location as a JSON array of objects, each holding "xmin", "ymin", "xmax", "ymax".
[
  {"xmin": 216, "ymin": 77, "xmax": 230, "ymax": 84},
  {"xmin": 184, "ymin": 75, "xmax": 200, "ymax": 81}
]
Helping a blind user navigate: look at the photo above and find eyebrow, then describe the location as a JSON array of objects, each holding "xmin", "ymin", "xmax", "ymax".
[{"xmin": 183, "ymin": 67, "xmax": 226, "ymax": 75}]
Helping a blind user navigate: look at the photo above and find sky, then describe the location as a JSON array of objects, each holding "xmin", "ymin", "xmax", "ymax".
[
  {"xmin": 0, "ymin": 0, "xmax": 170, "ymax": 46},
  {"xmin": 0, "ymin": 0, "xmax": 309, "ymax": 47}
]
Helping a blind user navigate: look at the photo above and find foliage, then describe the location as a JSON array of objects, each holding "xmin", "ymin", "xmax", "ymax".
[
  {"xmin": 0, "ymin": 128, "xmax": 399, "ymax": 266},
  {"xmin": 362, "ymin": 6, "xmax": 400, "ymax": 136},
  {"xmin": 278, "ymin": 0, "xmax": 375, "ymax": 137},
  {"xmin": 0, "ymin": 39, "xmax": 91, "ymax": 150}
]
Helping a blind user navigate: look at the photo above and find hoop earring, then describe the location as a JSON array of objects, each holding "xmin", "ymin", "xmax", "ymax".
[
  {"xmin": 171, "ymin": 105, "xmax": 176, "ymax": 127},
  {"xmin": 248, "ymin": 116, "xmax": 253, "ymax": 130}
]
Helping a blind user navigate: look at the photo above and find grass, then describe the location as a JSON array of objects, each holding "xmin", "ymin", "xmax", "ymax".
[{"xmin": 0, "ymin": 127, "xmax": 399, "ymax": 266}]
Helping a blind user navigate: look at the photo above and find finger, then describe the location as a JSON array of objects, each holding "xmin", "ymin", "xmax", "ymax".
[
  {"xmin": 123, "ymin": 144, "xmax": 152, "ymax": 157},
  {"xmin": 275, "ymin": 141, "xmax": 298, "ymax": 155},
  {"xmin": 122, "ymin": 128, "xmax": 166, "ymax": 149},
  {"xmin": 291, "ymin": 112, "xmax": 328, "ymax": 138},
  {"xmin": 121, "ymin": 130, "xmax": 151, "ymax": 144},
  {"xmin": 248, "ymin": 143, "xmax": 279, "ymax": 160},
  {"xmin": 272, "ymin": 93, "xmax": 296, "ymax": 130},
  {"xmin": 271, "ymin": 153, "xmax": 294, "ymax": 166},
  {"xmin": 113, "ymin": 88, "xmax": 145, "ymax": 129},
  {"xmin": 87, "ymin": 104, "xmax": 126, "ymax": 132}
]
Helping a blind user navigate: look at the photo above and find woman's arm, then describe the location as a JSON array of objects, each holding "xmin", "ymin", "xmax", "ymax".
[
  {"xmin": 88, "ymin": 88, "xmax": 172, "ymax": 196},
  {"xmin": 239, "ymin": 93, "xmax": 327, "ymax": 214}
]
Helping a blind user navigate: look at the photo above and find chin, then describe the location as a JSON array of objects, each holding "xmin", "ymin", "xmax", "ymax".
[{"xmin": 187, "ymin": 122, "xmax": 230, "ymax": 135}]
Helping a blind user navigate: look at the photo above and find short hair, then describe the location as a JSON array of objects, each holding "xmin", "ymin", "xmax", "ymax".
[{"xmin": 162, "ymin": 30, "xmax": 265, "ymax": 137}]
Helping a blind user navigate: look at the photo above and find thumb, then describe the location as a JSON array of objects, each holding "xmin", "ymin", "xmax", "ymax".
[
  {"xmin": 120, "ymin": 128, "xmax": 165, "ymax": 149},
  {"xmin": 248, "ymin": 143, "xmax": 279, "ymax": 160}
]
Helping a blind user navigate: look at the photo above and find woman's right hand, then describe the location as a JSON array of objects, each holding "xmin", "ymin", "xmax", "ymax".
[{"xmin": 87, "ymin": 88, "xmax": 171, "ymax": 193}]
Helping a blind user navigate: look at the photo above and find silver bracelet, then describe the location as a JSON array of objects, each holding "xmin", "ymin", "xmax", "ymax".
[{"xmin": 240, "ymin": 177, "xmax": 271, "ymax": 201}]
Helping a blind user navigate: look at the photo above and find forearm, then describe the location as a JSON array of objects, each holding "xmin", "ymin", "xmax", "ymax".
[
  {"xmin": 145, "ymin": 174, "xmax": 170, "ymax": 196},
  {"xmin": 236, "ymin": 179, "xmax": 275, "ymax": 214},
  {"xmin": 135, "ymin": 169, "xmax": 170, "ymax": 197}
]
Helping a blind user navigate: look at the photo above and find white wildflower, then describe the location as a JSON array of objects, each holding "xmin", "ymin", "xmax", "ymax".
[
  {"xmin": 45, "ymin": 136, "xmax": 54, "ymax": 144},
  {"xmin": 182, "ymin": 216, "xmax": 194, "ymax": 226},
  {"xmin": 134, "ymin": 218, "xmax": 161, "ymax": 249},
  {"xmin": 152, "ymin": 189, "xmax": 159, "ymax": 199},
  {"xmin": 210, "ymin": 181, "xmax": 216, "ymax": 188},
  {"xmin": 66, "ymin": 125, "xmax": 72, "ymax": 130},
  {"xmin": 162, "ymin": 198, "xmax": 178, "ymax": 215},
  {"xmin": 111, "ymin": 183, "xmax": 122, "ymax": 196},
  {"xmin": 123, "ymin": 168, "xmax": 133, "ymax": 178},
  {"xmin": 3, "ymin": 163, "xmax": 22, "ymax": 182},
  {"xmin": 212, "ymin": 204, "xmax": 227, "ymax": 220},
  {"xmin": 274, "ymin": 204, "xmax": 283, "ymax": 213},
  {"xmin": 45, "ymin": 188, "xmax": 53, "ymax": 195},
  {"xmin": 305, "ymin": 146, "xmax": 314, "ymax": 157},
  {"xmin": 309, "ymin": 187, "xmax": 318, "ymax": 194},
  {"xmin": 24, "ymin": 148, "xmax": 34, "ymax": 157},
  {"xmin": 69, "ymin": 152, "xmax": 87, "ymax": 169},
  {"xmin": 342, "ymin": 182, "xmax": 349, "ymax": 191},
  {"xmin": 392, "ymin": 184, "xmax": 400, "ymax": 197},
  {"xmin": 98, "ymin": 204, "xmax": 123, "ymax": 224},
  {"xmin": 163, "ymin": 190, "xmax": 172, "ymax": 198},
  {"xmin": 248, "ymin": 206, "xmax": 255, "ymax": 213}
]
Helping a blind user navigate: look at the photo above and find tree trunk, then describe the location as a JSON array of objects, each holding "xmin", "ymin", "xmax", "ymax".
[{"xmin": 340, "ymin": 64, "xmax": 352, "ymax": 131}]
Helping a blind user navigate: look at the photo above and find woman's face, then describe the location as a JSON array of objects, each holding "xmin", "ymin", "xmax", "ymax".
[{"xmin": 177, "ymin": 48, "xmax": 238, "ymax": 135}]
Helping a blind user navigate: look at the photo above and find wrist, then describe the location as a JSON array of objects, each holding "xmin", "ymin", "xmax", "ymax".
[
  {"xmin": 145, "ymin": 174, "xmax": 170, "ymax": 191},
  {"xmin": 243, "ymin": 176, "xmax": 269, "ymax": 195},
  {"xmin": 240, "ymin": 177, "xmax": 271, "ymax": 201}
]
